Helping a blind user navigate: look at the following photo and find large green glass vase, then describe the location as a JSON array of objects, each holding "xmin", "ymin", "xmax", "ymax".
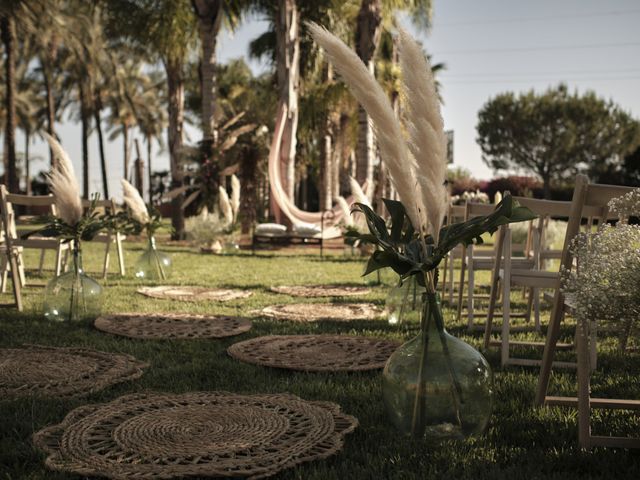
[
  {"xmin": 386, "ymin": 277, "xmax": 423, "ymax": 325},
  {"xmin": 134, "ymin": 236, "xmax": 172, "ymax": 280},
  {"xmin": 382, "ymin": 292, "xmax": 493, "ymax": 440},
  {"xmin": 43, "ymin": 242, "xmax": 103, "ymax": 323}
]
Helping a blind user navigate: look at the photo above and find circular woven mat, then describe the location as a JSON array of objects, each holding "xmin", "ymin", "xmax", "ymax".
[
  {"xmin": 137, "ymin": 285, "xmax": 252, "ymax": 302},
  {"xmin": 270, "ymin": 285, "xmax": 371, "ymax": 298},
  {"xmin": 228, "ymin": 335, "xmax": 400, "ymax": 372},
  {"xmin": 0, "ymin": 345, "xmax": 147, "ymax": 399},
  {"xmin": 34, "ymin": 391, "xmax": 358, "ymax": 480},
  {"xmin": 259, "ymin": 303, "xmax": 383, "ymax": 322},
  {"xmin": 95, "ymin": 313, "xmax": 252, "ymax": 340}
]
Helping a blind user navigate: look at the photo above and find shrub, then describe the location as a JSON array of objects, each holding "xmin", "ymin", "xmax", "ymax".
[{"xmin": 487, "ymin": 176, "xmax": 542, "ymax": 199}]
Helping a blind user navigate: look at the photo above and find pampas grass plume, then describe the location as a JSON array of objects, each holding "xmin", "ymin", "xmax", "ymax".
[
  {"xmin": 349, "ymin": 177, "xmax": 371, "ymax": 207},
  {"xmin": 336, "ymin": 196, "xmax": 353, "ymax": 226},
  {"xmin": 230, "ymin": 174, "xmax": 241, "ymax": 221},
  {"xmin": 43, "ymin": 132, "xmax": 83, "ymax": 226},
  {"xmin": 219, "ymin": 186, "xmax": 233, "ymax": 226},
  {"xmin": 121, "ymin": 179, "xmax": 150, "ymax": 225}
]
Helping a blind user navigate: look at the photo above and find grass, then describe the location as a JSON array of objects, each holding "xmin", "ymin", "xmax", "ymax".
[{"xmin": 1, "ymin": 240, "xmax": 639, "ymax": 479}]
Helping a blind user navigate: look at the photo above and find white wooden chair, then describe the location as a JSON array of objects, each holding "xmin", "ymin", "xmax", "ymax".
[
  {"xmin": 457, "ymin": 201, "xmax": 534, "ymax": 331},
  {"xmin": 81, "ymin": 198, "xmax": 126, "ymax": 279},
  {"xmin": 535, "ymin": 177, "xmax": 639, "ymax": 444},
  {"xmin": 0, "ymin": 185, "xmax": 71, "ymax": 310}
]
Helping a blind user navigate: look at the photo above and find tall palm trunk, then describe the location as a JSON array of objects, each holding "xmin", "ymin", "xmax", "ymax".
[
  {"xmin": 123, "ymin": 122, "xmax": 130, "ymax": 180},
  {"xmin": 165, "ymin": 58, "xmax": 186, "ymax": 239},
  {"xmin": 192, "ymin": 0, "xmax": 222, "ymax": 148},
  {"xmin": 79, "ymin": 82, "xmax": 91, "ymax": 199},
  {"xmin": 1, "ymin": 16, "xmax": 19, "ymax": 193},
  {"xmin": 355, "ymin": 0, "xmax": 381, "ymax": 187},
  {"xmin": 93, "ymin": 91, "xmax": 109, "ymax": 199},
  {"xmin": 319, "ymin": 65, "xmax": 334, "ymax": 211},
  {"xmin": 273, "ymin": 0, "xmax": 300, "ymax": 220},
  {"xmin": 146, "ymin": 135, "xmax": 153, "ymax": 204},
  {"xmin": 24, "ymin": 130, "xmax": 31, "ymax": 195},
  {"xmin": 40, "ymin": 33, "xmax": 59, "ymax": 168}
]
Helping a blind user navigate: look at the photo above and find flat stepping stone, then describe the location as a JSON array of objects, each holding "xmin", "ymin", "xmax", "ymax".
[
  {"xmin": 34, "ymin": 391, "xmax": 357, "ymax": 479},
  {"xmin": 258, "ymin": 303, "xmax": 383, "ymax": 322},
  {"xmin": 228, "ymin": 335, "xmax": 400, "ymax": 372},
  {"xmin": 95, "ymin": 313, "xmax": 252, "ymax": 340},
  {"xmin": 137, "ymin": 285, "xmax": 252, "ymax": 302},
  {"xmin": 0, "ymin": 345, "xmax": 147, "ymax": 399},
  {"xmin": 270, "ymin": 285, "xmax": 371, "ymax": 297}
]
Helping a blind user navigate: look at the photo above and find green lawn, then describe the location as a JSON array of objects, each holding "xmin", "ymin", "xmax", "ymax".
[{"xmin": 1, "ymin": 240, "xmax": 639, "ymax": 479}]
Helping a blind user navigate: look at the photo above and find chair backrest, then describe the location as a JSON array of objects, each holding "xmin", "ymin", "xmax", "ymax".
[
  {"xmin": 81, "ymin": 197, "xmax": 117, "ymax": 214},
  {"xmin": 0, "ymin": 185, "xmax": 57, "ymax": 242},
  {"xmin": 561, "ymin": 175, "xmax": 636, "ymax": 273}
]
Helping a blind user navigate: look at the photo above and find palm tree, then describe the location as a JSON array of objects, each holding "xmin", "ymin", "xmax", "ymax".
[{"xmin": 105, "ymin": 0, "xmax": 197, "ymax": 239}]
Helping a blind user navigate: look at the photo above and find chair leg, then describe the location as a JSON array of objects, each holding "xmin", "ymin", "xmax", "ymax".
[
  {"xmin": 535, "ymin": 291, "xmax": 567, "ymax": 405},
  {"xmin": 456, "ymin": 249, "xmax": 467, "ymax": 322},
  {"xmin": 524, "ymin": 287, "xmax": 534, "ymax": 323},
  {"xmin": 9, "ymin": 253, "xmax": 23, "ymax": 311},
  {"xmin": 576, "ymin": 316, "xmax": 592, "ymax": 449},
  {"xmin": 440, "ymin": 253, "xmax": 448, "ymax": 299},
  {"xmin": 467, "ymin": 255, "xmax": 475, "ymax": 330},
  {"xmin": 448, "ymin": 251, "xmax": 455, "ymax": 304},
  {"xmin": 54, "ymin": 246, "xmax": 63, "ymax": 277},
  {"xmin": 533, "ymin": 288, "xmax": 541, "ymax": 331},
  {"xmin": 102, "ymin": 238, "xmax": 112, "ymax": 280},
  {"xmin": 17, "ymin": 253, "xmax": 26, "ymax": 287},
  {"xmin": 116, "ymin": 236, "xmax": 126, "ymax": 276},
  {"xmin": 484, "ymin": 275, "xmax": 500, "ymax": 349},
  {"xmin": 38, "ymin": 249, "xmax": 46, "ymax": 274},
  {"xmin": 501, "ymin": 270, "xmax": 511, "ymax": 366},
  {"xmin": 0, "ymin": 254, "xmax": 7, "ymax": 293}
]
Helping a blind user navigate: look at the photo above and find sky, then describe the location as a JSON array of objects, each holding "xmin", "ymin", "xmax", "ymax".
[{"xmin": 21, "ymin": 0, "xmax": 640, "ymax": 201}]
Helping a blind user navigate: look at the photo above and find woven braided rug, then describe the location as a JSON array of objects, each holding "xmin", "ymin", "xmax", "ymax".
[
  {"xmin": 137, "ymin": 285, "xmax": 252, "ymax": 302},
  {"xmin": 228, "ymin": 335, "xmax": 400, "ymax": 372},
  {"xmin": 33, "ymin": 391, "xmax": 358, "ymax": 480},
  {"xmin": 95, "ymin": 313, "xmax": 252, "ymax": 340},
  {"xmin": 258, "ymin": 303, "xmax": 383, "ymax": 322},
  {"xmin": 0, "ymin": 345, "xmax": 147, "ymax": 399},
  {"xmin": 270, "ymin": 285, "xmax": 371, "ymax": 298}
]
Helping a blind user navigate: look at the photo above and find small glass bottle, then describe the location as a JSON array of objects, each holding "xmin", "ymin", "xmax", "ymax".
[{"xmin": 134, "ymin": 236, "xmax": 172, "ymax": 280}]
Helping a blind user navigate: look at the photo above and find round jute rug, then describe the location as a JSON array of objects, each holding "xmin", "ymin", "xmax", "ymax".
[
  {"xmin": 269, "ymin": 285, "xmax": 371, "ymax": 298},
  {"xmin": 95, "ymin": 313, "xmax": 252, "ymax": 340},
  {"xmin": 33, "ymin": 391, "xmax": 358, "ymax": 480},
  {"xmin": 137, "ymin": 285, "xmax": 252, "ymax": 302},
  {"xmin": 258, "ymin": 303, "xmax": 383, "ymax": 322},
  {"xmin": 228, "ymin": 335, "xmax": 400, "ymax": 372},
  {"xmin": 0, "ymin": 345, "xmax": 147, "ymax": 399}
]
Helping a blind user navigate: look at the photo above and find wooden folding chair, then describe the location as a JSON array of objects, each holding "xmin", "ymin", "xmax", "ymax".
[
  {"xmin": 440, "ymin": 204, "xmax": 466, "ymax": 304},
  {"xmin": 81, "ymin": 198, "xmax": 126, "ymax": 279},
  {"xmin": 536, "ymin": 175, "xmax": 638, "ymax": 415},
  {"xmin": 0, "ymin": 185, "xmax": 71, "ymax": 310},
  {"xmin": 457, "ymin": 202, "xmax": 534, "ymax": 331}
]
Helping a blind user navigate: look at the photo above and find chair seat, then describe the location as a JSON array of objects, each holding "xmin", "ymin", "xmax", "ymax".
[{"xmin": 501, "ymin": 268, "xmax": 559, "ymax": 288}]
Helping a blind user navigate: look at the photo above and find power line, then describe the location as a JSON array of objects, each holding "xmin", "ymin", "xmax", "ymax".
[
  {"xmin": 435, "ymin": 41, "xmax": 640, "ymax": 55},
  {"xmin": 435, "ymin": 8, "xmax": 640, "ymax": 27},
  {"xmin": 441, "ymin": 68, "xmax": 640, "ymax": 79}
]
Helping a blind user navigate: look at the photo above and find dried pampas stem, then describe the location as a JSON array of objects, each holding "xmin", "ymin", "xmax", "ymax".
[
  {"xmin": 219, "ymin": 186, "xmax": 233, "ymax": 226},
  {"xmin": 43, "ymin": 132, "xmax": 83, "ymax": 226},
  {"xmin": 307, "ymin": 22, "xmax": 422, "ymax": 230},
  {"xmin": 349, "ymin": 177, "xmax": 371, "ymax": 207},
  {"xmin": 399, "ymin": 28, "xmax": 448, "ymax": 238},
  {"xmin": 230, "ymin": 174, "xmax": 241, "ymax": 221},
  {"xmin": 121, "ymin": 179, "xmax": 150, "ymax": 225}
]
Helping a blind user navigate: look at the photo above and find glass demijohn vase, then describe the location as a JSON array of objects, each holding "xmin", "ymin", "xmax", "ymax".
[
  {"xmin": 386, "ymin": 276, "xmax": 423, "ymax": 325},
  {"xmin": 382, "ymin": 292, "xmax": 493, "ymax": 440},
  {"xmin": 134, "ymin": 236, "xmax": 172, "ymax": 280},
  {"xmin": 43, "ymin": 241, "xmax": 103, "ymax": 322}
]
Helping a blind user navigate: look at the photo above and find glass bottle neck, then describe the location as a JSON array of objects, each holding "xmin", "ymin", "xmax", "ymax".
[
  {"xmin": 72, "ymin": 240, "xmax": 83, "ymax": 273},
  {"xmin": 420, "ymin": 291, "xmax": 444, "ymax": 335},
  {"xmin": 148, "ymin": 236, "xmax": 157, "ymax": 250}
]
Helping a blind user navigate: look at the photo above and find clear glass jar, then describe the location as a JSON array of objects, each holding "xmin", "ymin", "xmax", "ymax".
[
  {"xmin": 134, "ymin": 236, "xmax": 172, "ymax": 280},
  {"xmin": 386, "ymin": 277, "xmax": 423, "ymax": 325},
  {"xmin": 43, "ymin": 241, "xmax": 103, "ymax": 322},
  {"xmin": 382, "ymin": 292, "xmax": 493, "ymax": 440}
]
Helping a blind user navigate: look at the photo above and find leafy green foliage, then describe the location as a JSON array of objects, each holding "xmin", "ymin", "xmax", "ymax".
[
  {"xmin": 350, "ymin": 194, "xmax": 536, "ymax": 282},
  {"xmin": 110, "ymin": 204, "xmax": 165, "ymax": 238},
  {"xmin": 23, "ymin": 197, "xmax": 108, "ymax": 243}
]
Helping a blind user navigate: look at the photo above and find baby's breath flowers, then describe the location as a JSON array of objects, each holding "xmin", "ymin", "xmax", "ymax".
[
  {"xmin": 608, "ymin": 187, "xmax": 640, "ymax": 222},
  {"xmin": 562, "ymin": 223, "xmax": 640, "ymax": 333}
]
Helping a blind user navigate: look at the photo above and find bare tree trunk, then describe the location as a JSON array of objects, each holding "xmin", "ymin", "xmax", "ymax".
[
  {"xmin": 166, "ymin": 58, "xmax": 186, "ymax": 240},
  {"xmin": 1, "ymin": 16, "xmax": 19, "ymax": 193},
  {"xmin": 94, "ymin": 91, "xmax": 109, "ymax": 199},
  {"xmin": 147, "ymin": 136, "xmax": 153, "ymax": 204},
  {"xmin": 239, "ymin": 145, "xmax": 259, "ymax": 234},
  {"xmin": 192, "ymin": 0, "xmax": 222, "ymax": 149},
  {"xmin": 319, "ymin": 64, "xmax": 334, "ymax": 211},
  {"xmin": 273, "ymin": 0, "xmax": 300, "ymax": 220},
  {"xmin": 355, "ymin": 0, "xmax": 381, "ymax": 187},
  {"xmin": 79, "ymin": 82, "xmax": 90, "ymax": 199},
  {"xmin": 134, "ymin": 138, "xmax": 144, "ymax": 194}
]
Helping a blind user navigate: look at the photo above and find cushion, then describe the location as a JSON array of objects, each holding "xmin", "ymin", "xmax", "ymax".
[
  {"xmin": 292, "ymin": 223, "xmax": 322, "ymax": 236},
  {"xmin": 255, "ymin": 223, "xmax": 287, "ymax": 236}
]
